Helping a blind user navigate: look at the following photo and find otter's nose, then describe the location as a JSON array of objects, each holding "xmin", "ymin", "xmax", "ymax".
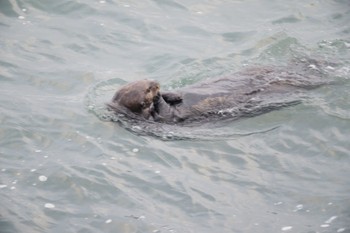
[{"xmin": 153, "ymin": 92, "xmax": 161, "ymax": 102}]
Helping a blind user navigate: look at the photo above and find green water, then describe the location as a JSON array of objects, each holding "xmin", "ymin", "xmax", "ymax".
[{"xmin": 1, "ymin": 0, "xmax": 350, "ymax": 232}]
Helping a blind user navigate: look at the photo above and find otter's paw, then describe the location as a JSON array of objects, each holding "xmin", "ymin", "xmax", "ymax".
[{"xmin": 162, "ymin": 92, "xmax": 183, "ymax": 105}]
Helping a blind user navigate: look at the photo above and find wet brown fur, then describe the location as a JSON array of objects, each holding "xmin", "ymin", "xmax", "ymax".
[{"xmin": 108, "ymin": 80, "xmax": 160, "ymax": 118}]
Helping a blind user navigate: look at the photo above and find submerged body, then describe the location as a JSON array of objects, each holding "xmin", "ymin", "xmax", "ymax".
[{"xmin": 108, "ymin": 66, "xmax": 324, "ymax": 125}]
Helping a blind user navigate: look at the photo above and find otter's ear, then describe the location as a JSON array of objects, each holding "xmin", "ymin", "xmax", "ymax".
[{"xmin": 161, "ymin": 92, "xmax": 183, "ymax": 105}]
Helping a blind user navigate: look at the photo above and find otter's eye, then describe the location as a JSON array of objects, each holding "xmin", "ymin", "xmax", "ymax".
[{"xmin": 145, "ymin": 88, "xmax": 151, "ymax": 93}]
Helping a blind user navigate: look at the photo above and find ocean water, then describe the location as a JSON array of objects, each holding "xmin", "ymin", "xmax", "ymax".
[{"xmin": 1, "ymin": 0, "xmax": 350, "ymax": 233}]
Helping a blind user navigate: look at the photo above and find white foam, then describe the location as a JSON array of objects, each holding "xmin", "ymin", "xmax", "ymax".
[
  {"xmin": 308, "ymin": 64, "xmax": 318, "ymax": 70},
  {"xmin": 38, "ymin": 175, "xmax": 47, "ymax": 182},
  {"xmin": 105, "ymin": 219, "xmax": 112, "ymax": 224},
  {"xmin": 131, "ymin": 125, "xmax": 141, "ymax": 130},
  {"xmin": 293, "ymin": 204, "xmax": 303, "ymax": 212},
  {"xmin": 325, "ymin": 215, "xmax": 337, "ymax": 224},
  {"xmin": 132, "ymin": 148, "xmax": 139, "ymax": 153},
  {"xmin": 44, "ymin": 203, "xmax": 55, "ymax": 209},
  {"xmin": 0, "ymin": 184, "xmax": 7, "ymax": 189},
  {"xmin": 281, "ymin": 226, "xmax": 292, "ymax": 231}
]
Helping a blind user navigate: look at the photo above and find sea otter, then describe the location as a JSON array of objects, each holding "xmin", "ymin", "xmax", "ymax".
[{"xmin": 108, "ymin": 66, "xmax": 324, "ymax": 125}]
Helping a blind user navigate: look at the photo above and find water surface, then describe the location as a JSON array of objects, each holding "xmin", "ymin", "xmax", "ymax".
[{"xmin": 1, "ymin": 0, "xmax": 350, "ymax": 232}]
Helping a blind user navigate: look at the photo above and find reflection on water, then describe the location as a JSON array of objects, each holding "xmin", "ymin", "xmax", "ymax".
[{"xmin": 1, "ymin": 0, "xmax": 350, "ymax": 232}]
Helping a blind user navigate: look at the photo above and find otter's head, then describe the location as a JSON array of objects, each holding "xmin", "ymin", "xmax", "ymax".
[{"xmin": 109, "ymin": 80, "xmax": 160, "ymax": 118}]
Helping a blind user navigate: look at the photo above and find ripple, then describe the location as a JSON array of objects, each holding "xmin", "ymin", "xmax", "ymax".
[
  {"xmin": 317, "ymin": 79, "xmax": 350, "ymax": 120},
  {"xmin": 28, "ymin": 1, "xmax": 97, "ymax": 16}
]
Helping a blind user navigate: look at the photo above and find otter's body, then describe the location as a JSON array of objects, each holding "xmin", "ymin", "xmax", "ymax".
[{"xmin": 108, "ymin": 67, "xmax": 323, "ymax": 125}]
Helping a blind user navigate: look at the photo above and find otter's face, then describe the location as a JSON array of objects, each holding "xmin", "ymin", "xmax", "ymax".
[
  {"xmin": 143, "ymin": 81, "xmax": 160, "ymax": 108},
  {"xmin": 111, "ymin": 80, "xmax": 160, "ymax": 118}
]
